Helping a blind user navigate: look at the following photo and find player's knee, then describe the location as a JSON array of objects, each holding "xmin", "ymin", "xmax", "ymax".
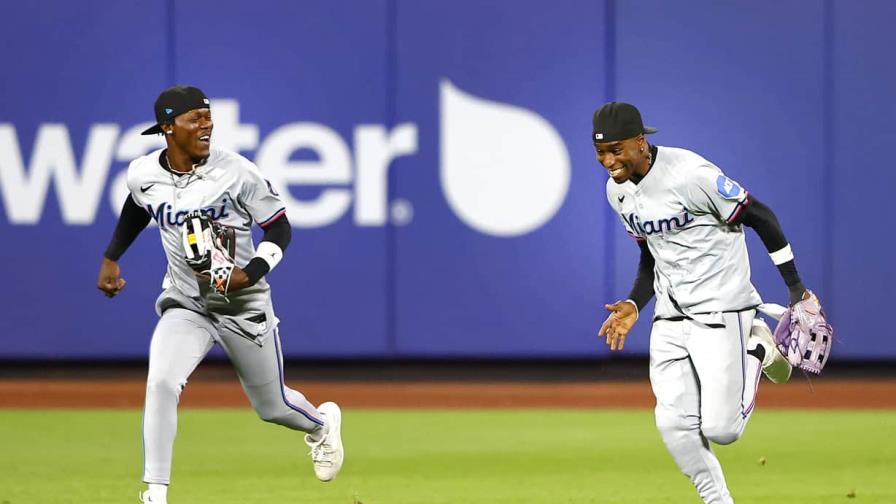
[
  {"xmin": 702, "ymin": 422, "xmax": 743, "ymax": 445},
  {"xmin": 145, "ymin": 376, "xmax": 185, "ymax": 400},
  {"xmin": 655, "ymin": 408, "xmax": 699, "ymax": 439}
]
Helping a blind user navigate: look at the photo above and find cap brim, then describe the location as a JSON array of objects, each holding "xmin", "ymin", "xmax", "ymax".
[
  {"xmin": 643, "ymin": 126, "xmax": 658, "ymax": 134},
  {"xmin": 141, "ymin": 124, "xmax": 163, "ymax": 136}
]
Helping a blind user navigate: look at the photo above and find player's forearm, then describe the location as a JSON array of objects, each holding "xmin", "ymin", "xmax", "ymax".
[
  {"xmin": 627, "ymin": 240, "xmax": 656, "ymax": 310},
  {"xmin": 103, "ymin": 194, "xmax": 151, "ymax": 261},
  {"xmin": 242, "ymin": 214, "xmax": 292, "ymax": 286},
  {"xmin": 736, "ymin": 196, "xmax": 806, "ymax": 304}
]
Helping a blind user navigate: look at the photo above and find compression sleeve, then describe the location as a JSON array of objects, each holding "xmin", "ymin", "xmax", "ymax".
[
  {"xmin": 735, "ymin": 195, "xmax": 807, "ymax": 304},
  {"xmin": 243, "ymin": 214, "xmax": 292, "ymax": 285},
  {"xmin": 627, "ymin": 240, "xmax": 656, "ymax": 311},
  {"xmin": 103, "ymin": 194, "xmax": 151, "ymax": 261}
]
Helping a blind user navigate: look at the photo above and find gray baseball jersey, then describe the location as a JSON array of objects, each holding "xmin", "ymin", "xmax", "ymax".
[
  {"xmin": 129, "ymin": 148, "xmax": 326, "ymax": 487},
  {"xmin": 127, "ymin": 147, "xmax": 286, "ymax": 334},
  {"xmin": 606, "ymin": 146, "xmax": 762, "ymax": 321}
]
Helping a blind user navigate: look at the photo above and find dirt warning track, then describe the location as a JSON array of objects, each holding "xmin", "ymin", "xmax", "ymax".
[{"xmin": 1, "ymin": 378, "xmax": 893, "ymax": 409}]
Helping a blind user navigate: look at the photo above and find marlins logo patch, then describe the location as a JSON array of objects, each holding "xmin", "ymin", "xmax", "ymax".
[{"xmin": 716, "ymin": 175, "xmax": 743, "ymax": 199}]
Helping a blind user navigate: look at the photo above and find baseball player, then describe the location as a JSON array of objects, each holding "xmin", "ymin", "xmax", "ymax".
[
  {"xmin": 96, "ymin": 85, "xmax": 344, "ymax": 504},
  {"xmin": 594, "ymin": 102, "xmax": 811, "ymax": 503}
]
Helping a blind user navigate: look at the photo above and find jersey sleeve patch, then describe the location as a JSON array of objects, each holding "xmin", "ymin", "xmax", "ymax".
[
  {"xmin": 716, "ymin": 175, "xmax": 744, "ymax": 200},
  {"xmin": 265, "ymin": 179, "xmax": 280, "ymax": 197}
]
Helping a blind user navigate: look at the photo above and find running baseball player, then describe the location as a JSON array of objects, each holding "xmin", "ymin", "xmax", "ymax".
[
  {"xmin": 594, "ymin": 102, "xmax": 816, "ymax": 503},
  {"xmin": 96, "ymin": 85, "xmax": 344, "ymax": 504}
]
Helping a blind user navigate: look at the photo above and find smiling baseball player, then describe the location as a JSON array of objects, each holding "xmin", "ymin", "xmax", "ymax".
[
  {"xmin": 96, "ymin": 85, "xmax": 344, "ymax": 504},
  {"xmin": 593, "ymin": 102, "xmax": 819, "ymax": 503}
]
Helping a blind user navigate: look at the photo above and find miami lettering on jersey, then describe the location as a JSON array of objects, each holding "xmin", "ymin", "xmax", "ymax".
[
  {"xmin": 147, "ymin": 196, "xmax": 231, "ymax": 228},
  {"xmin": 624, "ymin": 211, "xmax": 695, "ymax": 237}
]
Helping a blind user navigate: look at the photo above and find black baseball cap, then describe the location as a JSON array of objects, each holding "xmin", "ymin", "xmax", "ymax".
[
  {"xmin": 140, "ymin": 85, "xmax": 211, "ymax": 135},
  {"xmin": 592, "ymin": 102, "xmax": 657, "ymax": 143}
]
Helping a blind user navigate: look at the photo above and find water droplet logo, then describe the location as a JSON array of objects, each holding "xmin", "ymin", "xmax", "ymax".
[{"xmin": 440, "ymin": 80, "xmax": 570, "ymax": 237}]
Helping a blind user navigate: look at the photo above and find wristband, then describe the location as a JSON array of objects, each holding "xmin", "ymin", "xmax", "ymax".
[
  {"xmin": 769, "ymin": 244, "xmax": 794, "ymax": 266},
  {"xmin": 255, "ymin": 241, "xmax": 283, "ymax": 271}
]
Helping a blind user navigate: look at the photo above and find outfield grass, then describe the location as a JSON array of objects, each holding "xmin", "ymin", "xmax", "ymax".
[{"xmin": 0, "ymin": 409, "xmax": 893, "ymax": 503}]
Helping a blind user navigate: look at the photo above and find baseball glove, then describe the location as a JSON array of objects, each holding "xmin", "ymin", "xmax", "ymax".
[
  {"xmin": 181, "ymin": 210, "xmax": 236, "ymax": 297},
  {"xmin": 772, "ymin": 291, "xmax": 833, "ymax": 374}
]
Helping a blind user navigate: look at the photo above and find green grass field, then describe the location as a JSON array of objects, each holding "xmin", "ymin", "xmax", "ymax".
[{"xmin": 1, "ymin": 409, "xmax": 893, "ymax": 503}]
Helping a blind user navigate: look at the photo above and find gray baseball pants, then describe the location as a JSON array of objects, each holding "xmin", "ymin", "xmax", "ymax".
[
  {"xmin": 650, "ymin": 310, "xmax": 763, "ymax": 504},
  {"xmin": 142, "ymin": 308, "xmax": 323, "ymax": 485}
]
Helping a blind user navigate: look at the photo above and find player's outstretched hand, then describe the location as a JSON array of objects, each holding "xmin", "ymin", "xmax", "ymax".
[
  {"xmin": 598, "ymin": 300, "xmax": 639, "ymax": 351},
  {"xmin": 97, "ymin": 257, "xmax": 126, "ymax": 298}
]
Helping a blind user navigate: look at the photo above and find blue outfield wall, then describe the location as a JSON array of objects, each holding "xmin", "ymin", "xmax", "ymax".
[{"xmin": 0, "ymin": 0, "xmax": 892, "ymax": 359}]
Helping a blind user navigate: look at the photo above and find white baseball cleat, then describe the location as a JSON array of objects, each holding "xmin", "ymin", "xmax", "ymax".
[
  {"xmin": 305, "ymin": 401, "xmax": 344, "ymax": 482},
  {"xmin": 138, "ymin": 489, "xmax": 167, "ymax": 504},
  {"xmin": 749, "ymin": 317, "xmax": 792, "ymax": 384}
]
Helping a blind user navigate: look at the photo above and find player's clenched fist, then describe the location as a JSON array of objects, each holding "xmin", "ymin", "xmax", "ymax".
[
  {"xmin": 598, "ymin": 300, "xmax": 639, "ymax": 351},
  {"xmin": 97, "ymin": 257, "xmax": 127, "ymax": 298}
]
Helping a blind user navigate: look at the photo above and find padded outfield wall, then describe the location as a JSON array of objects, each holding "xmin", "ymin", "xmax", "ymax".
[{"xmin": 0, "ymin": 0, "xmax": 893, "ymax": 359}]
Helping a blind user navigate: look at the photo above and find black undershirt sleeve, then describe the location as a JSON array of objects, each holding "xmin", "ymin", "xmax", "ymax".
[
  {"xmin": 734, "ymin": 195, "xmax": 806, "ymax": 304},
  {"xmin": 103, "ymin": 194, "xmax": 151, "ymax": 261},
  {"xmin": 259, "ymin": 213, "xmax": 292, "ymax": 250},
  {"xmin": 242, "ymin": 214, "xmax": 292, "ymax": 286},
  {"xmin": 627, "ymin": 239, "xmax": 656, "ymax": 311}
]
